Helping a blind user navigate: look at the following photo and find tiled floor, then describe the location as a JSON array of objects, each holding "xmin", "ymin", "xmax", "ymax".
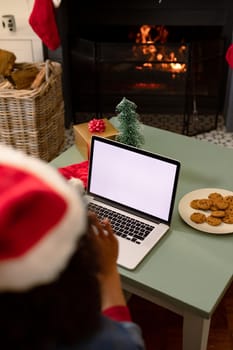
[{"xmin": 193, "ymin": 118, "xmax": 233, "ymax": 149}]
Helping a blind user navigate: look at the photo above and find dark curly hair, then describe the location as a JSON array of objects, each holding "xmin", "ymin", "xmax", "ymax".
[{"xmin": 0, "ymin": 230, "xmax": 102, "ymax": 350}]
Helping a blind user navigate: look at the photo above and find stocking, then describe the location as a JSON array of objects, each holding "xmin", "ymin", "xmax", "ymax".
[{"xmin": 29, "ymin": 0, "xmax": 60, "ymax": 51}]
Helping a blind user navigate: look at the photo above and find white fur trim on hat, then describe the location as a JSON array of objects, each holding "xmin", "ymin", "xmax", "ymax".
[{"xmin": 0, "ymin": 145, "xmax": 87, "ymax": 292}]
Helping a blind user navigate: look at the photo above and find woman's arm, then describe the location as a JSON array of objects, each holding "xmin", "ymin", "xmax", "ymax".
[{"xmin": 88, "ymin": 212, "xmax": 127, "ymax": 311}]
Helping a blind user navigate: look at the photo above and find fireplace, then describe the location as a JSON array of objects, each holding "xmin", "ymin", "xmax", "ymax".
[
  {"xmin": 70, "ymin": 27, "xmax": 225, "ymax": 134},
  {"xmin": 47, "ymin": 0, "xmax": 233, "ymax": 132},
  {"xmin": 73, "ymin": 36, "xmax": 190, "ymax": 113}
]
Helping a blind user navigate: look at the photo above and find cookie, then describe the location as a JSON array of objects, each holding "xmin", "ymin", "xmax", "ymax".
[
  {"xmin": 211, "ymin": 210, "xmax": 226, "ymax": 218},
  {"xmin": 210, "ymin": 204, "xmax": 219, "ymax": 211},
  {"xmin": 197, "ymin": 199, "xmax": 212, "ymax": 210},
  {"xmin": 214, "ymin": 199, "xmax": 228, "ymax": 210},
  {"xmin": 190, "ymin": 199, "xmax": 200, "ymax": 209},
  {"xmin": 208, "ymin": 192, "xmax": 223, "ymax": 201},
  {"xmin": 225, "ymin": 205, "xmax": 233, "ymax": 215},
  {"xmin": 190, "ymin": 212, "xmax": 206, "ymax": 224},
  {"xmin": 206, "ymin": 216, "xmax": 222, "ymax": 226},
  {"xmin": 222, "ymin": 215, "xmax": 233, "ymax": 224},
  {"xmin": 225, "ymin": 195, "xmax": 233, "ymax": 204}
]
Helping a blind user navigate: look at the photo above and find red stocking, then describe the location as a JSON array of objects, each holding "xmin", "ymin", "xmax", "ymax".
[{"xmin": 29, "ymin": 0, "xmax": 60, "ymax": 51}]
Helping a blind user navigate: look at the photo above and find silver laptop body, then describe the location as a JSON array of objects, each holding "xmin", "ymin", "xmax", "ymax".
[{"xmin": 87, "ymin": 136, "xmax": 180, "ymax": 270}]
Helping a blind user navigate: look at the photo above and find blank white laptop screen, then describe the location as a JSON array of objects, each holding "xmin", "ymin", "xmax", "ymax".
[{"xmin": 88, "ymin": 136, "xmax": 180, "ymax": 225}]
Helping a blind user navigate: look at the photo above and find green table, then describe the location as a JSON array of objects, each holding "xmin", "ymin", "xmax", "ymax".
[{"xmin": 51, "ymin": 118, "xmax": 233, "ymax": 350}]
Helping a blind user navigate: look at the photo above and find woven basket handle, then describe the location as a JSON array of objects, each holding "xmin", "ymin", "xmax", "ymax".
[{"xmin": 45, "ymin": 60, "xmax": 55, "ymax": 82}]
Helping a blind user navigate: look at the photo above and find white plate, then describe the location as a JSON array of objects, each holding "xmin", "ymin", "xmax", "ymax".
[{"xmin": 178, "ymin": 188, "xmax": 233, "ymax": 234}]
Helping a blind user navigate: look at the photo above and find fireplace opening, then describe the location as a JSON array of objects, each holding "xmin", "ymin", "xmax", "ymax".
[
  {"xmin": 48, "ymin": 0, "xmax": 233, "ymax": 133},
  {"xmin": 69, "ymin": 24, "xmax": 225, "ymax": 134}
]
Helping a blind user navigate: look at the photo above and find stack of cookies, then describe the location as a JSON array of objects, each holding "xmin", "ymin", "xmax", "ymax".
[{"xmin": 190, "ymin": 192, "xmax": 233, "ymax": 226}]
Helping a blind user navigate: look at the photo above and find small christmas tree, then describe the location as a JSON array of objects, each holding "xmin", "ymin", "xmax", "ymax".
[{"xmin": 115, "ymin": 97, "xmax": 144, "ymax": 148}]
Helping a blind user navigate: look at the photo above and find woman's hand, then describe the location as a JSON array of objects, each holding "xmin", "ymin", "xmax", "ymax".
[
  {"xmin": 88, "ymin": 211, "xmax": 119, "ymax": 280},
  {"xmin": 88, "ymin": 211, "xmax": 126, "ymax": 310}
]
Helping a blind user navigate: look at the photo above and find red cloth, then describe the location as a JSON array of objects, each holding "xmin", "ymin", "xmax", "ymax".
[
  {"xmin": 103, "ymin": 305, "xmax": 132, "ymax": 322},
  {"xmin": 226, "ymin": 44, "xmax": 233, "ymax": 69},
  {"xmin": 58, "ymin": 161, "xmax": 89, "ymax": 189},
  {"xmin": 29, "ymin": 0, "xmax": 60, "ymax": 50}
]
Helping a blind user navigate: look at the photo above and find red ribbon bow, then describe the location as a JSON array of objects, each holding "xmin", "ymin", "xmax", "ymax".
[{"xmin": 88, "ymin": 118, "xmax": 106, "ymax": 133}]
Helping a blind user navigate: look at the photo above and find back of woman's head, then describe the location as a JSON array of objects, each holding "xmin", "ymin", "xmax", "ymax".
[
  {"xmin": 0, "ymin": 145, "xmax": 101, "ymax": 349},
  {"xmin": 0, "ymin": 233, "xmax": 101, "ymax": 350}
]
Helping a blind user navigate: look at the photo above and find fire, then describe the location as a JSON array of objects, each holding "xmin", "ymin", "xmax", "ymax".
[
  {"xmin": 136, "ymin": 24, "xmax": 153, "ymax": 44},
  {"xmin": 133, "ymin": 24, "xmax": 187, "ymax": 75},
  {"xmin": 170, "ymin": 62, "xmax": 186, "ymax": 73}
]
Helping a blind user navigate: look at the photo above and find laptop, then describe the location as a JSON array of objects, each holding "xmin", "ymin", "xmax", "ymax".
[{"xmin": 87, "ymin": 136, "xmax": 180, "ymax": 270}]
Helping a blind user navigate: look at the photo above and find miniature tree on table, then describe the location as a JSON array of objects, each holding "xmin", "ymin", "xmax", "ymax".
[{"xmin": 116, "ymin": 97, "xmax": 144, "ymax": 148}]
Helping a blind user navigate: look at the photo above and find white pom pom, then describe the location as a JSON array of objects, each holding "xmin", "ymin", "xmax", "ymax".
[{"xmin": 68, "ymin": 177, "xmax": 85, "ymax": 194}]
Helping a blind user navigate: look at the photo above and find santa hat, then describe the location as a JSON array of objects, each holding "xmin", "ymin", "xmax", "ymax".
[{"xmin": 0, "ymin": 144, "xmax": 87, "ymax": 292}]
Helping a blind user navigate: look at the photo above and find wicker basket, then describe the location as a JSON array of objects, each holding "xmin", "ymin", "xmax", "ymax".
[{"xmin": 0, "ymin": 60, "xmax": 65, "ymax": 161}]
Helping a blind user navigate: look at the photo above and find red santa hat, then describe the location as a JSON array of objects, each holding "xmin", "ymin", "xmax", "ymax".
[{"xmin": 0, "ymin": 144, "xmax": 87, "ymax": 292}]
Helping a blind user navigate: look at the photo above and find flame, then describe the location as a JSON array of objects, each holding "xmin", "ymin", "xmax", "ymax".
[
  {"xmin": 136, "ymin": 25, "xmax": 153, "ymax": 44},
  {"xmin": 170, "ymin": 62, "xmax": 186, "ymax": 73},
  {"xmin": 133, "ymin": 24, "xmax": 187, "ymax": 75}
]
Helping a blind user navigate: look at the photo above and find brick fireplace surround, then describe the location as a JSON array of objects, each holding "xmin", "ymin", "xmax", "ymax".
[{"xmin": 45, "ymin": 0, "xmax": 233, "ymax": 130}]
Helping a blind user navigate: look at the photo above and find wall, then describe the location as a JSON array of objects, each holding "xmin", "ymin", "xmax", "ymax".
[{"xmin": 0, "ymin": 0, "xmax": 43, "ymax": 61}]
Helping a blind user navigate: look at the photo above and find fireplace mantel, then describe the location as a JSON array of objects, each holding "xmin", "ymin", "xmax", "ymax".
[
  {"xmin": 73, "ymin": 0, "xmax": 232, "ymax": 30},
  {"xmin": 49, "ymin": 0, "xmax": 233, "ymax": 129}
]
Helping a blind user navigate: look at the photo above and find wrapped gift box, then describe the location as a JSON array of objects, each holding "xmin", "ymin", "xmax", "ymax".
[{"xmin": 73, "ymin": 118, "xmax": 118, "ymax": 159}]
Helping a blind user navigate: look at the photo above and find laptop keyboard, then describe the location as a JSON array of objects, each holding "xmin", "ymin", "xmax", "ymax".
[{"xmin": 88, "ymin": 202, "xmax": 155, "ymax": 244}]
